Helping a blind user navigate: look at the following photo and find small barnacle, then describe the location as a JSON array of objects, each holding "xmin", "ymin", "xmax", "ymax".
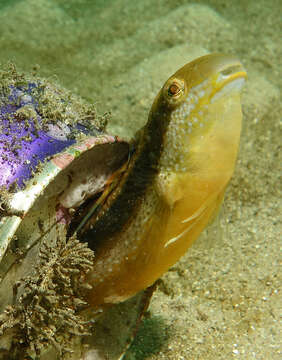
[
  {"xmin": 0, "ymin": 187, "xmax": 13, "ymax": 216},
  {"xmin": 14, "ymin": 105, "xmax": 37, "ymax": 122}
]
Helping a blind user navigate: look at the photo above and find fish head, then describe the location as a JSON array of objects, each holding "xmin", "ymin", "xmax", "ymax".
[
  {"xmin": 155, "ymin": 53, "xmax": 247, "ymax": 206},
  {"xmin": 149, "ymin": 54, "xmax": 247, "ymax": 255}
]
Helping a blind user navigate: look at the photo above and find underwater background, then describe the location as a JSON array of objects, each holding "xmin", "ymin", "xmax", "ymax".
[{"xmin": 0, "ymin": 0, "xmax": 280, "ymax": 359}]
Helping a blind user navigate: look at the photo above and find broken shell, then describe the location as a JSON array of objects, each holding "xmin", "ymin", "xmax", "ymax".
[{"xmin": 0, "ymin": 69, "xmax": 140, "ymax": 359}]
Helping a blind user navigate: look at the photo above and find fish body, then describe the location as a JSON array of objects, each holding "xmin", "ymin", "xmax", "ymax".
[{"xmin": 79, "ymin": 54, "xmax": 247, "ymax": 307}]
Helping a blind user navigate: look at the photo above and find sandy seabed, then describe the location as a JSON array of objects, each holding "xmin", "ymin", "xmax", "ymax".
[{"xmin": 0, "ymin": 0, "xmax": 281, "ymax": 359}]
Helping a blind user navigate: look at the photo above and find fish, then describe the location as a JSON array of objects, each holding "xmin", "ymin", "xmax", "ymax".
[{"xmin": 78, "ymin": 53, "xmax": 247, "ymax": 308}]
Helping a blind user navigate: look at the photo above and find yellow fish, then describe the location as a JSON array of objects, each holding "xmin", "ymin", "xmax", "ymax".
[{"xmin": 78, "ymin": 54, "xmax": 247, "ymax": 308}]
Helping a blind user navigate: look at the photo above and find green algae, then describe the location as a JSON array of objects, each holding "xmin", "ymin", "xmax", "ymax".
[{"xmin": 0, "ymin": 236, "xmax": 94, "ymax": 359}]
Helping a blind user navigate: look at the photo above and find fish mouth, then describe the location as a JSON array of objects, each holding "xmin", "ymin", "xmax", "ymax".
[{"xmin": 210, "ymin": 61, "xmax": 247, "ymax": 103}]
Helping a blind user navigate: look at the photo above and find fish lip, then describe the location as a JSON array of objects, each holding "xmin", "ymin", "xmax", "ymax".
[
  {"xmin": 205, "ymin": 53, "xmax": 247, "ymax": 77},
  {"xmin": 209, "ymin": 61, "xmax": 247, "ymax": 103},
  {"xmin": 216, "ymin": 64, "xmax": 247, "ymax": 87},
  {"xmin": 214, "ymin": 55, "xmax": 247, "ymax": 85}
]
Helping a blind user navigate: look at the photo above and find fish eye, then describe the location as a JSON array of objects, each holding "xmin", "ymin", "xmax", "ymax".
[
  {"xmin": 168, "ymin": 83, "xmax": 181, "ymax": 96},
  {"xmin": 163, "ymin": 78, "xmax": 185, "ymax": 104}
]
